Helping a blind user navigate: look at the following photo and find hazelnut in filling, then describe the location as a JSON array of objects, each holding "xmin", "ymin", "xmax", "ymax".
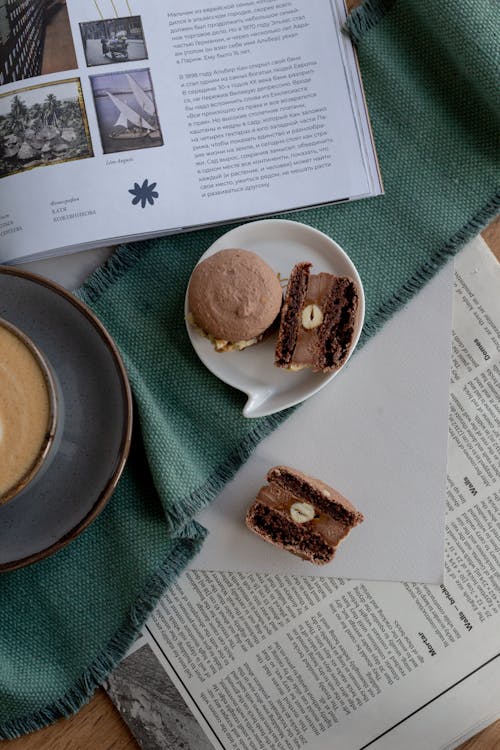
[{"xmin": 275, "ymin": 262, "xmax": 359, "ymax": 373}]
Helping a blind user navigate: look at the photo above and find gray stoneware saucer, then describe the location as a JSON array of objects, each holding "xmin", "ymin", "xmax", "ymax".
[{"xmin": 0, "ymin": 267, "xmax": 132, "ymax": 572}]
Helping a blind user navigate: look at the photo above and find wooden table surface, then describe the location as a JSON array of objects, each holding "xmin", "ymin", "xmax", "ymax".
[{"xmin": 3, "ymin": 220, "xmax": 499, "ymax": 750}]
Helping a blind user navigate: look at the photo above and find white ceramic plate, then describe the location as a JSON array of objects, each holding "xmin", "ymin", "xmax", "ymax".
[{"xmin": 185, "ymin": 219, "xmax": 365, "ymax": 417}]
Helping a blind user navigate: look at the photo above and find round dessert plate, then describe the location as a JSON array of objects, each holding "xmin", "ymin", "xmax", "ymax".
[
  {"xmin": 0, "ymin": 267, "xmax": 132, "ymax": 572},
  {"xmin": 185, "ymin": 219, "xmax": 365, "ymax": 417}
]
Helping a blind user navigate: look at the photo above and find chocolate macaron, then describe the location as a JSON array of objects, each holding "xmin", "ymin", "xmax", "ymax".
[
  {"xmin": 246, "ymin": 466, "xmax": 364, "ymax": 565},
  {"xmin": 188, "ymin": 248, "xmax": 282, "ymax": 352},
  {"xmin": 275, "ymin": 262, "xmax": 360, "ymax": 372}
]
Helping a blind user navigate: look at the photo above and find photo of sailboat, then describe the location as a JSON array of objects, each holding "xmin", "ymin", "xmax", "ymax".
[{"xmin": 90, "ymin": 69, "xmax": 163, "ymax": 154}]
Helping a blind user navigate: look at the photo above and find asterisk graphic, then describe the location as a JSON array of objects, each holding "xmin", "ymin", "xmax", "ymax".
[{"xmin": 128, "ymin": 179, "xmax": 159, "ymax": 208}]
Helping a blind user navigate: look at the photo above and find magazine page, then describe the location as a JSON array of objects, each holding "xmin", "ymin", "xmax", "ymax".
[
  {"xmin": 0, "ymin": 0, "xmax": 382, "ymax": 264},
  {"xmin": 105, "ymin": 236, "xmax": 500, "ymax": 750}
]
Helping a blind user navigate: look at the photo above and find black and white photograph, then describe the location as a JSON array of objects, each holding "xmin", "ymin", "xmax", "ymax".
[
  {"xmin": 0, "ymin": 0, "xmax": 77, "ymax": 86},
  {"xmin": 79, "ymin": 15, "xmax": 148, "ymax": 67},
  {"xmin": 105, "ymin": 641, "xmax": 212, "ymax": 750},
  {"xmin": 90, "ymin": 68, "xmax": 163, "ymax": 155},
  {"xmin": 0, "ymin": 78, "xmax": 93, "ymax": 179}
]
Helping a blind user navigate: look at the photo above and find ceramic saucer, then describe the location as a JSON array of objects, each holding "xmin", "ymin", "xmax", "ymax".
[
  {"xmin": 0, "ymin": 267, "xmax": 132, "ymax": 572},
  {"xmin": 185, "ymin": 219, "xmax": 365, "ymax": 417}
]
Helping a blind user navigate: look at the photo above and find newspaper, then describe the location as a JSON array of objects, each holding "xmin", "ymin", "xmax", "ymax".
[{"xmin": 106, "ymin": 235, "xmax": 500, "ymax": 750}]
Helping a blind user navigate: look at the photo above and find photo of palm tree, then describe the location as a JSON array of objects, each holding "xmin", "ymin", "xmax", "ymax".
[{"xmin": 0, "ymin": 79, "xmax": 93, "ymax": 179}]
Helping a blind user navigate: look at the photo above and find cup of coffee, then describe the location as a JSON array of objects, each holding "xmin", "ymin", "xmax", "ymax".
[{"xmin": 0, "ymin": 318, "xmax": 62, "ymax": 506}]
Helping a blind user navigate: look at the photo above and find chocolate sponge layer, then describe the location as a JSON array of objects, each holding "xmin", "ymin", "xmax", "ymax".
[
  {"xmin": 274, "ymin": 262, "xmax": 311, "ymax": 367},
  {"xmin": 267, "ymin": 466, "xmax": 364, "ymax": 526},
  {"xmin": 246, "ymin": 501, "xmax": 336, "ymax": 564}
]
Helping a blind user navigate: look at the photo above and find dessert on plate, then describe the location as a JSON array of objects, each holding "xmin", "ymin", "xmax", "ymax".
[
  {"xmin": 246, "ymin": 465, "xmax": 364, "ymax": 565},
  {"xmin": 275, "ymin": 262, "xmax": 360, "ymax": 372},
  {"xmin": 187, "ymin": 248, "xmax": 282, "ymax": 352}
]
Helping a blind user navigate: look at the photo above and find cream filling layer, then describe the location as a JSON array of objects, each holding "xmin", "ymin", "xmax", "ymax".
[{"xmin": 187, "ymin": 313, "xmax": 259, "ymax": 352}]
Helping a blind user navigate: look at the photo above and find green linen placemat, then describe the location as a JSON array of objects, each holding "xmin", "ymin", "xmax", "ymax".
[{"xmin": 1, "ymin": 0, "xmax": 498, "ymax": 738}]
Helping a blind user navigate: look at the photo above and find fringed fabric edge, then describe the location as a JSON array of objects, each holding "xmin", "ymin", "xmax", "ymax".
[
  {"xmin": 360, "ymin": 193, "xmax": 500, "ymax": 344},
  {"xmin": 344, "ymin": 0, "xmax": 398, "ymax": 45},
  {"xmin": 0, "ymin": 525, "xmax": 206, "ymax": 740},
  {"xmin": 75, "ymin": 242, "xmax": 146, "ymax": 305}
]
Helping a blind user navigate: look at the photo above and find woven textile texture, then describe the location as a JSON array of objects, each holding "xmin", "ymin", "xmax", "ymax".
[{"xmin": 0, "ymin": 0, "xmax": 498, "ymax": 737}]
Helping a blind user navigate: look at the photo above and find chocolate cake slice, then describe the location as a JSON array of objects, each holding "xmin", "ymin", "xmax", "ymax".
[
  {"xmin": 246, "ymin": 466, "xmax": 364, "ymax": 565},
  {"xmin": 275, "ymin": 262, "xmax": 359, "ymax": 372}
]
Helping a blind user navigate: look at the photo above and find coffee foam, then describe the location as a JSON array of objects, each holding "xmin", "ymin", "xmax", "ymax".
[{"xmin": 0, "ymin": 324, "xmax": 51, "ymax": 500}]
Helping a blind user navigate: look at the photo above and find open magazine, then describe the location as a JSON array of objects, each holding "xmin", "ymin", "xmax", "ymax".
[
  {"xmin": 0, "ymin": 0, "xmax": 381, "ymax": 264},
  {"xmin": 105, "ymin": 236, "xmax": 500, "ymax": 750}
]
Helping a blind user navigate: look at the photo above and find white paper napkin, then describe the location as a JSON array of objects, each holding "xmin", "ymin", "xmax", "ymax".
[{"xmin": 192, "ymin": 260, "xmax": 454, "ymax": 583}]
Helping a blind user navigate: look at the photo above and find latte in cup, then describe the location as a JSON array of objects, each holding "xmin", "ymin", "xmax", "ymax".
[{"xmin": 0, "ymin": 319, "xmax": 58, "ymax": 505}]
